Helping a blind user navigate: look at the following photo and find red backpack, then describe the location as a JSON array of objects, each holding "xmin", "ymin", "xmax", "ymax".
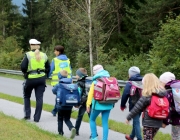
[
  {"xmin": 94, "ymin": 77, "xmax": 121, "ymax": 104},
  {"xmin": 147, "ymin": 95, "xmax": 169, "ymax": 119}
]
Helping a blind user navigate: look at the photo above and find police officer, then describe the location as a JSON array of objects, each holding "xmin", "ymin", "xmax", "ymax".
[{"xmin": 21, "ymin": 39, "xmax": 50, "ymax": 122}]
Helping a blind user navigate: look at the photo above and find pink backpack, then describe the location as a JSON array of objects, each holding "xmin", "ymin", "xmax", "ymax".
[
  {"xmin": 147, "ymin": 95, "xmax": 169, "ymax": 119},
  {"xmin": 94, "ymin": 77, "xmax": 121, "ymax": 104},
  {"xmin": 130, "ymin": 81, "xmax": 143, "ymax": 105}
]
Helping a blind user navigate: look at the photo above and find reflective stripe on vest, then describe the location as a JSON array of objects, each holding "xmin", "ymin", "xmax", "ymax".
[
  {"xmin": 51, "ymin": 58, "xmax": 72, "ymax": 86},
  {"xmin": 26, "ymin": 51, "xmax": 47, "ymax": 79}
]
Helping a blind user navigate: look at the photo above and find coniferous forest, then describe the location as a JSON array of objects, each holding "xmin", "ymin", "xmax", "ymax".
[{"xmin": 1, "ymin": 0, "xmax": 180, "ymax": 79}]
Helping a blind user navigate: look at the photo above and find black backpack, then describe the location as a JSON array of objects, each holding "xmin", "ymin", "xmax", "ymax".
[{"xmin": 78, "ymin": 77, "xmax": 92, "ymax": 105}]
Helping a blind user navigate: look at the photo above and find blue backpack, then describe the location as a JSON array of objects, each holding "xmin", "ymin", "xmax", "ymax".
[{"xmin": 56, "ymin": 83, "xmax": 80, "ymax": 109}]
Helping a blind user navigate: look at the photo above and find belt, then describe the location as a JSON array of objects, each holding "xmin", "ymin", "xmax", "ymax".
[{"xmin": 28, "ymin": 69, "xmax": 45, "ymax": 74}]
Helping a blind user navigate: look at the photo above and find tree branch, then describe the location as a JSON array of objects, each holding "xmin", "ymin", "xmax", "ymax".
[
  {"xmin": 103, "ymin": 24, "xmax": 118, "ymax": 47},
  {"xmin": 56, "ymin": 6, "xmax": 88, "ymax": 32},
  {"xmin": 72, "ymin": 0, "xmax": 87, "ymax": 13}
]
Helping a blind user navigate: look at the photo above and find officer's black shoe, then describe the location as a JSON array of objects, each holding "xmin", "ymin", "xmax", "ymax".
[
  {"xmin": 59, "ymin": 132, "xmax": 64, "ymax": 136},
  {"xmin": 23, "ymin": 117, "xmax": 30, "ymax": 120}
]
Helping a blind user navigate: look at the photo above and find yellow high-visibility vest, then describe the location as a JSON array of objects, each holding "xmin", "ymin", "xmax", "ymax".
[
  {"xmin": 51, "ymin": 58, "xmax": 72, "ymax": 86},
  {"xmin": 26, "ymin": 51, "xmax": 47, "ymax": 79}
]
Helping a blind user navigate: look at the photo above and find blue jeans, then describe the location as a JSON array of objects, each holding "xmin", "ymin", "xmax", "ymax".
[
  {"xmin": 51, "ymin": 97, "xmax": 58, "ymax": 115},
  {"xmin": 90, "ymin": 109, "xmax": 111, "ymax": 140},
  {"xmin": 52, "ymin": 104, "xmax": 58, "ymax": 114},
  {"xmin": 130, "ymin": 113, "xmax": 142, "ymax": 140}
]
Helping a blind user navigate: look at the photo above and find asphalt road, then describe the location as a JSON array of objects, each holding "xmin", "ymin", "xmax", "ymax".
[{"xmin": 0, "ymin": 76, "xmax": 171, "ymax": 134}]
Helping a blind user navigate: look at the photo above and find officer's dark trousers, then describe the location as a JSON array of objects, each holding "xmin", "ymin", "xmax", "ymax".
[{"xmin": 23, "ymin": 77, "xmax": 46, "ymax": 122}]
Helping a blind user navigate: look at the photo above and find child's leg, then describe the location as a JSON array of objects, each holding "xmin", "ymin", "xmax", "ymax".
[
  {"xmin": 143, "ymin": 126, "xmax": 159, "ymax": 140},
  {"xmin": 51, "ymin": 98, "xmax": 57, "ymax": 116},
  {"xmin": 75, "ymin": 105, "xmax": 86, "ymax": 134},
  {"xmin": 152, "ymin": 127, "xmax": 159, "ymax": 139},
  {"xmin": 131, "ymin": 113, "xmax": 142, "ymax": 140},
  {"xmin": 172, "ymin": 125, "xmax": 180, "ymax": 140},
  {"xmin": 63, "ymin": 110, "xmax": 76, "ymax": 139},
  {"xmin": 63, "ymin": 110, "xmax": 74, "ymax": 130},
  {"xmin": 90, "ymin": 110, "xmax": 101, "ymax": 139},
  {"xmin": 101, "ymin": 110, "xmax": 111, "ymax": 140},
  {"xmin": 57, "ymin": 110, "xmax": 64, "ymax": 135}
]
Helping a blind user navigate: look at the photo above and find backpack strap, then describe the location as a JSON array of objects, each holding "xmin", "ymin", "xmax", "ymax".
[{"xmin": 81, "ymin": 77, "xmax": 87, "ymax": 97}]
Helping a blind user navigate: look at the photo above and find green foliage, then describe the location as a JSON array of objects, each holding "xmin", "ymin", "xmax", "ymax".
[
  {"xmin": 1, "ymin": 0, "xmax": 180, "ymax": 80},
  {"xmin": 118, "ymin": 0, "xmax": 180, "ymax": 54},
  {"xmin": 105, "ymin": 53, "xmax": 150, "ymax": 80},
  {"xmin": 0, "ymin": 36, "xmax": 23, "ymax": 70},
  {"xmin": 149, "ymin": 15, "xmax": 180, "ymax": 78}
]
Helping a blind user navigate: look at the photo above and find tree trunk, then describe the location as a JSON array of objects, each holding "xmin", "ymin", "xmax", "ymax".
[
  {"xmin": 116, "ymin": 0, "xmax": 122, "ymax": 33},
  {"xmin": 2, "ymin": 9, "xmax": 5, "ymax": 36},
  {"xmin": 87, "ymin": 0, "xmax": 93, "ymax": 76},
  {"xmin": 30, "ymin": 0, "xmax": 33, "ymax": 37}
]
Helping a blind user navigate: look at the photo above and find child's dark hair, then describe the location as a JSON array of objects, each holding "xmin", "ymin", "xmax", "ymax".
[{"xmin": 54, "ymin": 45, "xmax": 64, "ymax": 54}]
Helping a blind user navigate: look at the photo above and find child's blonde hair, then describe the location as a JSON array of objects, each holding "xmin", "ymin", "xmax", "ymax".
[
  {"xmin": 142, "ymin": 73, "xmax": 164, "ymax": 97},
  {"xmin": 60, "ymin": 70, "xmax": 68, "ymax": 77},
  {"xmin": 30, "ymin": 44, "xmax": 41, "ymax": 61}
]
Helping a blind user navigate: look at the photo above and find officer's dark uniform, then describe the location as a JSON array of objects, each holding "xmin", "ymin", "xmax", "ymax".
[{"xmin": 21, "ymin": 46, "xmax": 50, "ymax": 122}]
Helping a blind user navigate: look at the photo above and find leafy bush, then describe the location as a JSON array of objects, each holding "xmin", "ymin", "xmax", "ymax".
[
  {"xmin": 0, "ymin": 36, "xmax": 23, "ymax": 70},
  {"xmin": 105, "ymin": 53, "xmax": 150, "ymax": 80},
  {"xmin": 149, "ymin": 15, "xmax": 180, "ymax": 78}
]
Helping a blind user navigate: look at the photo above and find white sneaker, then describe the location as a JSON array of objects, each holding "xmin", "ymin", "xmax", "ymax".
[{"xmin": 70, "ymin": 128, "xmax": 76, "ymax": 139}]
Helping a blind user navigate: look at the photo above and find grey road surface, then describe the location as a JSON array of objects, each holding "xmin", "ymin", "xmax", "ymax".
[
  {"xmin": 0, "ymin": 76, "xmax": 171, "ymax": 134},
  {"xmin": 0, "ymin": 99, "xmax": 125, "ymax": 140}
]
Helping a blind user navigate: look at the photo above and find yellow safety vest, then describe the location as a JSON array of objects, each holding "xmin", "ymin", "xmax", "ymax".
[
  {"xmin": 26, "ymin": 51, "xmax": 47, "ymax": 79},
  {"xmin": 51, "ymin": 58, "xmax": 72, "ymax": 86}
]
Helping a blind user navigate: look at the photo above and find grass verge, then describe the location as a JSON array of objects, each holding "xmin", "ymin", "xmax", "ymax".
[
  {"xmin": 0, "ymin": 73, "xmax": 171, "ymax": 140},
  {"xmin": 0, "ymin": 112, "xmax": 68, "ymax": 140},
  {"xmin": 0, "ymin": 92, "xmax": 171, "ymax": 140}
]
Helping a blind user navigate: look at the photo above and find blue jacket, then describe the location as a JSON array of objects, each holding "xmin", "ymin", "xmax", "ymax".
[
  {"xmin": 120, "ymin": 74, "xmax": 143, "ymax": 111},
  {"xmin": 48, "ymin": 54, "xmax": 72, "ymax": 78},
  {"xmin": 92, "ymin": 70, "xmax": 114, "ymax": 110},
  {"xmin": 52, "ymin": 78, "xmax": 73, "ymax": 110}
]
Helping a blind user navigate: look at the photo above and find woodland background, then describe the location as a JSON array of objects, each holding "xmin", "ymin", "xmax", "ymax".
[{"xmin": 0, "ymin": 0, "xmax": 180, "ymax": 79}]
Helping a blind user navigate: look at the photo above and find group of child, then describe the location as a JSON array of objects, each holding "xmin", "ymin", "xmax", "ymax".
[
  {"xmin": 48, "ymin": 45, "xmax": 113, "ymax": 140},
  {"xmin": 121, "ymin": 66, "xmax": 180, "ymax": 140},
  {"xmin": 49, "ymin": 45, "xmax": 180, "ymax": 140}
]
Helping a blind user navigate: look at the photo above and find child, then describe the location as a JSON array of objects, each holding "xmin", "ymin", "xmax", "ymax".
[
  {"xmin": 49, "ymin": 45, "xmax": 72, "ymax": 116},
  {"xmin": 86, "ymin": 64, "xmax": 114, "ymax": 140},
  {"xmin": 52, "ymin": 70, "xmax": 76, "ymax": 139},
  {"xmin": 126, "ymin": 73, "xmax": 166, "ymax": 140},
  {"xmin": 159, "ymin": 72, "xmax": 180, "ymax": 140},
  {"xmin": 75, "ymin": 68, "xmax": 91, "ymax": 136},
  {"xmin": 120, "ymin": 66, "xmax": 143, "ymax": 140}
]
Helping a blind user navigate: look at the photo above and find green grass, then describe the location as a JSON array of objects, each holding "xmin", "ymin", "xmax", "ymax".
[
  {"xmin": 0, "ymin": 112, "xmax": 68, "ymax": 140},
  {"xmin": 0, "ymin": 73, "xmax": 171, "ymax": 140}
]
